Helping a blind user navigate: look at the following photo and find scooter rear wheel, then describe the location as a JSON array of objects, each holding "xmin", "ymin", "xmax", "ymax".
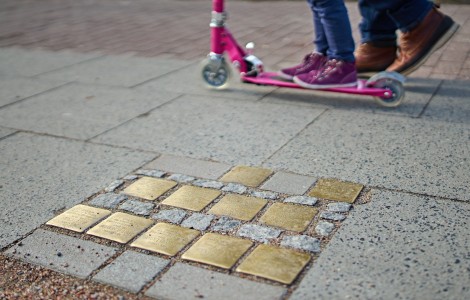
[
  {"xmin": 371, "ymin": 78, "xmax": 405, "ymax": 107},
  {"xmin": 201, "ymin": 57, "xmax": 231, "ymax": 89}
]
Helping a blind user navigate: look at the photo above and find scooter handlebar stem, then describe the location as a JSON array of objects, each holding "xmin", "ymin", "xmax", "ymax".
[{"xmin": 213, "ymin": 0, "xmax": 224, "ymax": 13}]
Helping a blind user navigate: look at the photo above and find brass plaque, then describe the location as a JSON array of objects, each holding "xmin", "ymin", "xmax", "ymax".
[
  {"xmin": 236, "ymin": 244, "xmax": 310, "ymax": 284},
  {"xmin": 182, "ymin": 233, "xmax": 253, "ymax": 269},
  {"xmin": 161, "ymin": 185, "xmax": 221, "ymax": 212},
  {"xmin": 259, "ymin": 203, "xmax": 317, "ymax": 232},
  {"xmin": 122, "ymin": 177, "xmax": 177, "ymax": 200},
  {"xmin": 208, "ymin": 194, "xmax": 267, "ymax": 221},
  {"xmin": 46, "ymin": 205, "xmax": 111, "ymax": 233},
  {"xmin": 309, "ymin": 178, "xmax": 363, "ymax": 203},
  {"xmin": 220, "ymin": 165, "xmax": 273, "ymax": 187},
  {"xmin": 131, "ymin": 223, "xmax": 199, "ymax": 256},
  {"xmin": 87, "ymin": 212, "xmax": 153, "ymax": 244}
]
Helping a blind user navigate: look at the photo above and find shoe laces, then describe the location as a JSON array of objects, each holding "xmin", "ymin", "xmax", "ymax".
[{"xmin": 316, "ymin": 59, "xmax": 342, "ymax": 78}]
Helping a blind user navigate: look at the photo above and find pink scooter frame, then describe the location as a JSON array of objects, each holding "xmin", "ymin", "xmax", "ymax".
[{"xmin": 206, "ymin": 0, "xmax": 405, "ymax": 106}]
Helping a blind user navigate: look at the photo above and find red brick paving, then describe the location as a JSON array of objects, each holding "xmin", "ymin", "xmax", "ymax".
[{"xmin": 0, "ymin": 0, "xmax": 469, "ymax": 79}]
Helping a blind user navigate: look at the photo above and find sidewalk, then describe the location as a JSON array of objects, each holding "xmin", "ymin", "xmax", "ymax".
[{"xmin": 1, "ymin": 0, "xmax": 469, "ymax": 299}]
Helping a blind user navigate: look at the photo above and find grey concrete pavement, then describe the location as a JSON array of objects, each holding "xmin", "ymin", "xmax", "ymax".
[{"xmin": 1, "ymin": 0, "xmax": 469, "ymax": 299}]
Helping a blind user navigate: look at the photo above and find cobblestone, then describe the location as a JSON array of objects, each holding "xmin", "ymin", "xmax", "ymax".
[
  {"xmin": 135, "ymin": 169, "xmax": 166, "ymax": 178},
  {"xmin": 104, "ymin": 180, "xmax": 124, "ymax": 193},
  {"xmin": 119, "ymin": 199, "xmax": 154, "ymax": 216},
  {"xmin": 152, "ymin": 209, "xmax": 187, "ymax": 224},
  {"xmin": 315, "ymin": 221, "xmax": 335, "ymax": 236},
  {"xmin": 89, "ymin": 193, "xmax": 127, "ymax": 209},
  {"xmin": 284, "ymin": 196, "xmax": 318, "ymax": 206},
  {"xmin": 237, "ymin": 224, "xmax": 282, "ymax": 243},
  {"xmin": 122, "ymin": 175, "xmax": 138, "ymax": 181},
  {"xmin": 181, "ymin": 213, "xmax": 214, "ymax": 231},
  {"xmin": 320, "ymin": 211, "xmax": 346, "ymax": 221},
  {"xmin": 211, "ymin": 216, "xmax": 242, "ymax": 233},
  {"xmin": 327, "ymin": 202, "xmax": 352, "ymax": 213},
  {"xmin": 249, "ymin": 190, "xmax": 278, "ymax": 200},
  {"xmin": 222, "ymin": 183, "xmax": 248, "ymax": 194},
  {"xmin": 167, "ymin": 173, "xmax": 195, "ymax": 183},
  {"xmin": 280, "ymin": 235, "xmax": 321, "ymax": 253},
  {"xmin": 193, "ymin": 179, "xmax": 224, "ymax": 189}
]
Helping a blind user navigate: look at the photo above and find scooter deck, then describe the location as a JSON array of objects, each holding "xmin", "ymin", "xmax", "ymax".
[{"xmin": 241, "ymin": 72, "xmax": 391, "ymax": 98}]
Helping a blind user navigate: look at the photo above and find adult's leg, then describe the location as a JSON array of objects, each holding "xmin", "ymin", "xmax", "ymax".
[{"xmin": 369, "ymin": 0, "xmax": 459, "ymax": 75}]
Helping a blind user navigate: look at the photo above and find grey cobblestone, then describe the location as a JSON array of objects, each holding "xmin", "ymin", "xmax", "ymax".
[
  {"xmin": 327, "ymin": 202, "xmax": 352, "ymax": 213},
  {"xmin": 167, "ymin": 173, "xmax": 195, "ymax": 183},
  {"xmin": 135, "ymin": 169, "xmax": 166, "ymax": 178},
  {"xmin": 152, "ymin": 208, "xmax": 187, "ymax": 224},
  {"xmin": 181, "ymin": 213, "xmax": 214, "ymax": 231},
  {"xmin": 119, "ymin": 199, "xmax": 155, "ymax": 216},
  {"xmin": 281, "ymin": 235, "xmax": 321, "ymax": 253},
  {"xmin": 123, "ymin": 174, "xmax": 138, "ymax": 181},
  {"xmin": 193, "ymin": 179, "xmax": 224, "ymax": 189},
  {"xmin": 315, "ymin": 221, "xmax": 335, "ymax": 236},
  {"xmin": 284, "ymin": 196, "xmax": 318, "ymax": 206},
  {"xmin": 249, "ymin": 190, "xmax": 278, "ymax": 200},
  {"xmin": 89, "ymin": 193, "xmax": 127, "ymax": 209},
  {"xmin": 320, "ymin": 211, "xmax": 346, "ymax": 221},
  {"xmin": 237, "ymin": 224, "xmax": 282, "ymax": 243},
  {"xmin": 222, "ymin": 183, "xmax": 248, "ymax": 194},
  {"xmin": 104, "ymin": 180, "xmax": 124, "ymax": 192},
  {"xmin": 93, "ymin": 251, "xmax": 169, "ymax": 293},
  {"xmin": 211, "ymin": 216, "xmax": 242, "ymax": 233}
]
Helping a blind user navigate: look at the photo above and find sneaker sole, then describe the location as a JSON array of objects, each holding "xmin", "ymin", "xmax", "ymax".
[
  {"xmin": 395, "ymin": 19, "xmax": 460, "ymax": 76},
  {"xmin": 277, "ymin": 71, "xmax": 294, "ymax": 81},
  {"xmin": 293, "ymin": 77, "xmax": 358, "ymax": 89}
]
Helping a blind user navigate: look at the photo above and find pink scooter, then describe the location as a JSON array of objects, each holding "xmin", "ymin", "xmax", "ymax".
[{"xmin": 201, "ymin": 0, "xmax": 406, "ymax": 107}]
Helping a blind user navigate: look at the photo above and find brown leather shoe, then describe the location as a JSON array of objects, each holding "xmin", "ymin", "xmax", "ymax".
[
  {"xmin": 387, "ymin": 6, "xmax": 459, "ymax": 75},
  {"xmin": 355, "ymin": 42, "xmax": 397, "ymax": 77}
]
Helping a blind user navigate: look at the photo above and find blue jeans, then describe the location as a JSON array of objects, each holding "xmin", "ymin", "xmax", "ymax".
[
  {"xmin": 307, "ymin": 0, "xmax": 355, "ymax": 62},
  {"xmin": 358, "ymin": 0, "xmax": 433, "ymax": 43}
]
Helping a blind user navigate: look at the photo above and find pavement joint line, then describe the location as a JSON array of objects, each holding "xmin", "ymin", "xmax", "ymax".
[
  {"xmin": 14, "ymin": 163, "xmax": 369, "ymax": 292},
  {"xmin": 28, "ymin": 54, "xmax": 107, "ymax": 77},
  {"xmin": 0, "ymin": 81, "xmax": 72, "ymax": 110},
  {"xmin": 129, "ymin": 59, "xmax": 200, "ymax": 89},
  {"xmin": 0, "ymin": 129, "xmax": 19, "ymax": 142},
  {"xmin": 260, "ymin": 108, "xmax": 330, "ymax": 165},
  {"xmin": 416, "ymin": 79, "xmax": 444, "ymax": 118}
]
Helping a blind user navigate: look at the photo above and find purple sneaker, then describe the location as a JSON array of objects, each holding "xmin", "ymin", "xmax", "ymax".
[
  {"xmin": 278, "ymin": 52, "xmax": 327, "ymax": 80},
  {"xmin": 293, "ymin": 59, "xmax": 357, "ymax": 89}
]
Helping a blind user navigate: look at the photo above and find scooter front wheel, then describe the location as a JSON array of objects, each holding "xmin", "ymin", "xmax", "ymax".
[
  {"xmin": 201, "ymin": 57, "xmax": 231, "ymax": 89},
  {"xmin": 371, "ymin": 78, "xmax": 405, "ymax": 107}
]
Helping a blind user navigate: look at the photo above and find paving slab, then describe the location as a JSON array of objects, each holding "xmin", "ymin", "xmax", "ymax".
[
  {"xmin": 0, "ymin": 47, "xmax": 102, "ymax": 78},
  {"xmin": 93, "ymin": 250, "xmax": 169, "ymax": 293},
  {"xmin": 261, "ymin": 78, "xmax": 440, "ymax": 117},
  {"xmin": 422, "ymin": 79, "xmax": 470, "ymax": 124},
  {"xmin": 0, "ymin": 77, "xmax": 66, "ymax": 108},
  {"xmin": 146, "ymin": 262, "xmax": 286, "ymax": 300},
  {"xmin": 92, "ymin": 94, "xmax": 324, "ymax": 165},
  {"xmin": 0, "ymin": 133, "xmax": 155, "ymax": 248},
  {"xmin": 265, "ymin": 110, "xmax": 470, "ymax": 201},
  {"xmin": 134, "ymin": 62, "xmax": 277, "ymax": 101},
  {"xmin": 291, "ymin": 190, "xmax": 470, "ymax": 300},
  {"xmin": 0, "ymin": 83, "xmax": 179, "ymax": 139},
  {"xmin": 38, "ymin": 55, "xmax": 191, "ymax": 87},
  {"xmin": 5, "ymin": 229, "xmax": 117, "ymax": 279}
]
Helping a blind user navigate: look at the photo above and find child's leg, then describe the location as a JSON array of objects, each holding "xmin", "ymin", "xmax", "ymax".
[
  {"xmin": 312, "ymin": 0, "xmax": 355, "ymax": 62},
  {"xmin": 278, "ymin": 0, "xmax": 329, "ymax": 80},
  {"xmin": 293, "ymin": 0, "xmax": 357, "ymax": 89}
]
